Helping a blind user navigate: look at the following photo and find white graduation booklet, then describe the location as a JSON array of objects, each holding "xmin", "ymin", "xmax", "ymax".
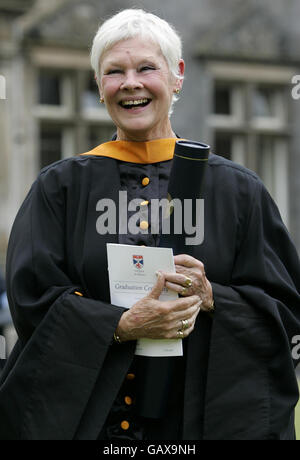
[{"xmin": 107, "ymin": 243, "xmax": 183, "ymax": 357}]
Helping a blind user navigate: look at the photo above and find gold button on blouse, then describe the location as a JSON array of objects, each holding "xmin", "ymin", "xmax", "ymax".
[
  {"xmin": 125, "ymin": 396, "xmax": 133, "ymax": 405},
  {"xmin": 126, "ymin": 373, "xmax": 135, "ymax": 380},
  {"xmin": 142, "ymin": 177, "xmax": 150, "ymax": 186},
  {"xmin": 121, "ymin": 420, "xmax": 130, "ymax": 430},
  {"xmin": 139, "ymin": 220, "xmax": 149, "ymax": 230}
]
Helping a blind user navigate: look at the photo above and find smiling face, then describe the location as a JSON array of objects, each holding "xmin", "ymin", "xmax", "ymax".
[{"xmin": 98, "ymin": 37, "xmax": 184, "ymax": 141}]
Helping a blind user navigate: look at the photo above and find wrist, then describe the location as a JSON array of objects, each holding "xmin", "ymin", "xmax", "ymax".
[{"xmin": 114, "ymin": 312, "xmax": 129, "ymax": 343}]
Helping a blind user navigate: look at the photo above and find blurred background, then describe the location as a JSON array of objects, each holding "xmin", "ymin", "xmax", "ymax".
[{"xmin": 0, "ymin": 0, "xmax": 299, "ymax": 436}]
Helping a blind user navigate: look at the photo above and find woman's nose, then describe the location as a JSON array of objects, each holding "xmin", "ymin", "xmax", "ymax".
[{"xmin": 120, "ymin": 71, "xmax": 143, "ymax": 91}]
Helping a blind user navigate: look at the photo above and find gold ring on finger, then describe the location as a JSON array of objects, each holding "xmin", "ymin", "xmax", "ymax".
[
  {"xmin": 177, "ymin": 330, "xmax": 184, "ymax": 339},
  {"xmin": 184, "ymin": 277, "xmax": 192, "ymax": 288},
  {"xmin": 181, "ymin": 319, "xmax": 189, "ymax": 330},
  {"xmin": 181, "ymin": 287, "xmax": 187, "ymax": 296}
]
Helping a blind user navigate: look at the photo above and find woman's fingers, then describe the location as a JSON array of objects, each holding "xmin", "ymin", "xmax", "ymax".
[
  {"xmin": 173, "ymin": 301, "xmax": 201, "ymax": 327},
  {"xmin": 162, "ymin": 272, "xmax": 192, "ymax": 287},
  {"xmin": 147, "ymin": 270, "xmax": 166, "ymax": 299},
  {"xmin": 116, "ymin": 262, "xmax": 204, "ymax": 342},
  {"xmin": 162, "ymin": 271, "xmax": 196, "ymax": 297},
  {"xmin": 166, "ymin": 294, "xmax": 201, "ymax": 312},
  {"xmin": 117, "ymin": 293, "xmax": 201, "ymax": 341},
  {"xmin": 174, "ymin": 253, "xmax": 203, "ymax": 269},
  {"xmin": 161, "ymin": 254, "xmax": 214, "ymax": 311},
  {"xmin": 164, "ymin": 302, "xmax": 201, "ymax": 339},
  {"xmin": 146, "ymin": 297, "xmax": 201, "ymax": 338},
  {"xmin": 165, "ymin": 280, "xmax": 189, "ymax": 296}
]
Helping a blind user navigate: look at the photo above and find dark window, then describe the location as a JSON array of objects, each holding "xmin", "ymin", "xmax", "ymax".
[
  {"xmin": 39, "ymin": 71, "xmax": 61, "ymax": 105},
  {"xmin": 214, "ymin": 85, "xmax": 231, "ymax": 115},
  {"xmin": 40, "ymin": 125, "xmax": 62, "ymax": 169}
]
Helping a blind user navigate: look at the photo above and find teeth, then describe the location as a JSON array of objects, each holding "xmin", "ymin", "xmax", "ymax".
[{"xmin": 121, "ymin": 99, "xmax": 149, "ymax": 106}]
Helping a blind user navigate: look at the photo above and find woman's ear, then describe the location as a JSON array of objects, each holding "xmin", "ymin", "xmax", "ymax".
[
  {"xmin": 177, "ymin": 59, "xmax": 185, "ymax": 89},
  {"xmin": 95, "ymin": 73, "xmax": 102, "ymax": 95},
  {"xmin": 173, "ymin": 59, "xmax": 185, "ymax": 93}
]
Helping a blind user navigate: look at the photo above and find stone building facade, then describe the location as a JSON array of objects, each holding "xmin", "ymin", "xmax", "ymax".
[{"xmin": 0, "ymin": 0, "xmax": 300, "ymax": 271}]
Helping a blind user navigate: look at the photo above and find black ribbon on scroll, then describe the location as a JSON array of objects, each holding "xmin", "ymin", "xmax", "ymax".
[
  {"xmin": 134, "ymin": 140, "xmax": 210, "ymax": 421},
  {"xmin": 159, "ymin": 140, "xmax": 210, "ymax": 254}
]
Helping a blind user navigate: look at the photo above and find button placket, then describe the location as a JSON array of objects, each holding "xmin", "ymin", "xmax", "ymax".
[
  {"xmin": 103, "ymin": 160, "xmax": 173, "ymax": 440},
  {"xmin": 138, "ymin": 172, "xmax": 152, "ymax": 236}
]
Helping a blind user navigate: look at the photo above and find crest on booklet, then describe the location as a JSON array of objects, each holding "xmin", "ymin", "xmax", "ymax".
[{"xmin": 133, "ymin": 255, "xmax": 144, "ymax": 269}]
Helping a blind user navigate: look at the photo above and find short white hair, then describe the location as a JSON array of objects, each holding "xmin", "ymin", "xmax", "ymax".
[{"xmin": 90, "ymin": 9, "xmax": 184, "ymax": 113}]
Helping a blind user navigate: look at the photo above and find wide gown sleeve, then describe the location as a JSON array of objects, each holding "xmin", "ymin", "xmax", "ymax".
[
  {"xmin": 204, "ymin": 179, "xmax": 300, "ymax": 439},
  {"xmin": 0, "ymin": 172, "xmax": 135, "ymax": 440}
]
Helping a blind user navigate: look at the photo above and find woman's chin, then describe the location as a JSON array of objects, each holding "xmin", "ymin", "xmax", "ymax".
[
  {"xmin": 117, "ymin": 118, "xmax": 173, "ymax": 141},
  {"xmin": 117, "ymin": 123, "xmax": 157, "ymax": 141}
]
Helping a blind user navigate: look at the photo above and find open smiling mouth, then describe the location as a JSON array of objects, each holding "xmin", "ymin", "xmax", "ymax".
[{"xmin": 119, "ymin": 98, "xmax": 152, "ymax": 109}]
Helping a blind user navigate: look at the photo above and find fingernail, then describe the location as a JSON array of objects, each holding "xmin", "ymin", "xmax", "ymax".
[{"xmin": 155, "ymin": 270, "xmax": 162, "ymax": 277}]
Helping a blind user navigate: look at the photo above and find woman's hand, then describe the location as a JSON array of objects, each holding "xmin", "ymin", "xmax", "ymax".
[
  {"xmin": 163, "ymin": 254, "xmax": 213, "ymax": 312},
  {"xmin": 115, "ymin": 271, "xmax": 202, "ymax": 342}
]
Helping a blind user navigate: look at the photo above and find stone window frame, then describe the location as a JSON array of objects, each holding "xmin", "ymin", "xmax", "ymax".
[
  {"xmin": 206, "ymin": 61, "xmax": 295, "ymax": 228},
  {"xmin": 31, "ymin": 47, "xmax": 115, "ymax": 167}
]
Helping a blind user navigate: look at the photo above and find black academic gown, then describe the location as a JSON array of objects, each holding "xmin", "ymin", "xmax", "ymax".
[{"xmin": 0, "ymin": 151, "xmax": 299, "ymax": 440}]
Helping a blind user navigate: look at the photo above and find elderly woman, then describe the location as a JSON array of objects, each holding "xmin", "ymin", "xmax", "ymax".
[{"xmin": 0, "ymin": 9, "xmax": 299, "ymax": 441}]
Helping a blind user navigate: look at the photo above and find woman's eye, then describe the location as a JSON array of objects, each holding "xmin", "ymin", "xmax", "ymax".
[
  {"xmin": 106, "ymin": 69, "xmax": 122, "ymax": 75},
  {"xmin": 140, "ymin": 66, "xmax": 155, "ymax": 72}
]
